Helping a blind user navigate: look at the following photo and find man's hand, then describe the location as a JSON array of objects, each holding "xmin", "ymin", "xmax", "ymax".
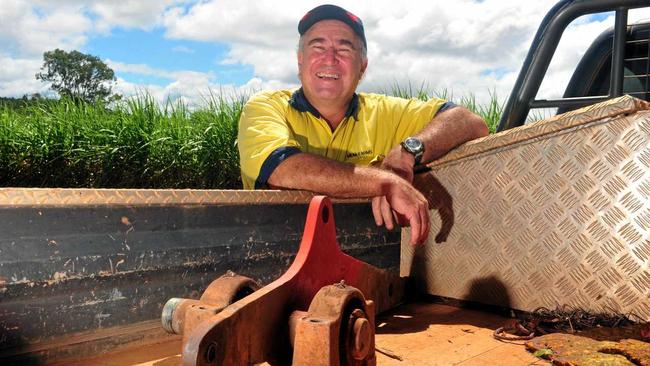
[
  {"xmin": 372, "ymin": 145, "xmax": 415, "ymax": 228},
  {"xmin": 371, "ymin": 106, "xmax": 488, "ymax": 243},
  {"xmin": 372, "ymin": 145, "xmax": 429, "ymax": 245},
  {"xmin": 377, "ymin": 174, "xmax": 430, "ymax": 245}
]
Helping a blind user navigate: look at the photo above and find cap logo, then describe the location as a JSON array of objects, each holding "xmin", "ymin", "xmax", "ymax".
[{"xmin": 346, "ymin": 11, "xmax": 360, "ymax": 24}]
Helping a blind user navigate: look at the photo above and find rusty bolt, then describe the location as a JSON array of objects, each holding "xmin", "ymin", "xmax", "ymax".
[
  {"xmin": 349, "ymin": 310, "xmax": 371, "ymax": 360},
  {"xmin": 161, "ymin": 298, "xmax": 183, "ymax": 334},
  {"xmin": 351, "ymin": 317, "xmax": 371, "ymax": 360}
]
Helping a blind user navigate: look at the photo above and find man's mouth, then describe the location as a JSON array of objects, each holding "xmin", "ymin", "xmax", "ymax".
[{"xmin": 316, "ymin": 72, "xmax": 340, "ymax": 80}]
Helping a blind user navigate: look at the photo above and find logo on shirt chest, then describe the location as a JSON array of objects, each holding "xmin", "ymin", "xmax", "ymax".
[{"xmin": 345, "ymin": 149, "xmax": 372, "ymax": 159}]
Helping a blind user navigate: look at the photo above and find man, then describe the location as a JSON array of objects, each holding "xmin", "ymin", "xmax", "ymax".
[{"xmin": 238, "ymin": 5, "xmax": 488, "ymax": 245}]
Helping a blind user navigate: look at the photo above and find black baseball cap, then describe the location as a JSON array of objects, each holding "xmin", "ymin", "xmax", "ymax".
[{"xmin": 298, "ymin": 4, "xmax": 367, "ymax": 48}]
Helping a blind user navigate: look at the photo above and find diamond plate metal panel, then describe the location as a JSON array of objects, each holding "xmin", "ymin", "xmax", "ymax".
[
  {"xmin": 0, "ymin": 188, "xmax": 369, "ymax": 206},
  {"xmin": 403, "ymin": 96, "xmax": 650, "ymax": 321}
]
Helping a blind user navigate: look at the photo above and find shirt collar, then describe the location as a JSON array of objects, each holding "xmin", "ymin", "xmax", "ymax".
[{"xmin": 289, "ymin": 87, "xmax": 359, "ymax": 120}]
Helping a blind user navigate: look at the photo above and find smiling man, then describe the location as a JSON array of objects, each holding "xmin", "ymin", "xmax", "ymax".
[{"xmin": 238, "ymin": 4, "xmax": 488, "ymax": 245}]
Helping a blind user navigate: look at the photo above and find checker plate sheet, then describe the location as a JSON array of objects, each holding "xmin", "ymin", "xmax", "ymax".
[
  {"xmin": 0, "ymin": 189, "xmax": 365, "ymax": 206},
  {"xmin": 403, "ymin": 96, "xmax": 650, "ymax": 320}
]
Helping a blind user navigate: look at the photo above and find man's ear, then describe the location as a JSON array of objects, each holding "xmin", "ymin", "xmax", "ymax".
[
  {"xmin": 360, "ymin": 59, "xmax": 368, "ymax": 79},
  {"xmin": 297, "ymin": 50, "xmax": 303, "ymax": 68}
]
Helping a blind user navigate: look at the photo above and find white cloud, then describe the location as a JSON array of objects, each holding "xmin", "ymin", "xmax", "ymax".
[
  {"xmin": 0, "ymin": 55, "xmax": 50, "ymax": 96},
  {"xmin": 0, "ymin": 0, "xmax": 91, "ymax": 57},
  {"xmin": 91, "ymin": 0, "xmax": 184, "ymax": 33},
  {"xmin": 1, "ymin": 0, "xmax": 646, "ymax": 111},
  {"xmin": 0, "ymin": 1, "xmax": 187, "ymax": 97},
  {"xmin": 538, "ymin": 16, "xmax": 614, "ymax": 100},
  {"xmin": 160, "ymin": 0, "xmax": 566, "ymax": 104},
  {"xmin": 110, "ymin": 59, "xmax": 281, "ymax": 107}
]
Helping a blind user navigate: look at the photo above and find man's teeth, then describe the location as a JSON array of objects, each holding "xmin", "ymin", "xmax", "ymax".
[{"xmin": 316, "ymin": 72, "xmax": 340, "ymax": 79}]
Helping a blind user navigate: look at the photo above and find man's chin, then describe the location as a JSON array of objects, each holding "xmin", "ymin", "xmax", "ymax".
[{"xmin": 311, "ymin": 88, "xmax": 346, "ymax": 101}]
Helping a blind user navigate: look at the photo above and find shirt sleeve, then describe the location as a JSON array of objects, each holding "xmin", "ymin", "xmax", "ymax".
[
  {"xmin": 379, "ymin": 96, "xmax": 452, "ymax": 151},
  {"xmin": 238, "ymin": 92, "xmax": 303, "ymax": 189}
]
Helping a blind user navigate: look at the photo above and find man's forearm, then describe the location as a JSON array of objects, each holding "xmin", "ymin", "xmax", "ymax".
[
  {"xmin": 268, "ymin": 152, "xmax": 431, "ymax": 245},
  {"xmin": 378, "ymin": 106, "xmax": 488, "ymax": 184},
  {"xmin": 267, "ymin": 152, "xmax": 401, "ymax": 198},
  {"xmin": 414, "ymin": 106, "xmax": 488, "ymax": 164}
]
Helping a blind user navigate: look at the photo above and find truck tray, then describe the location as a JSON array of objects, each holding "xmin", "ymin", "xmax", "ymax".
[{"xmin": 48, "ymin": 301, "xmax": 549, "ymax": 366}]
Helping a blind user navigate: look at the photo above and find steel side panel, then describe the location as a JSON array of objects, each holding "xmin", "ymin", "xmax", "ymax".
[
  {"xmin": 403, "ymin": 95, "xmax": 650, "ymax": 321},
  {"xmin": 0, "ymin": 198, "xmax": 400, "ymax": 361}
]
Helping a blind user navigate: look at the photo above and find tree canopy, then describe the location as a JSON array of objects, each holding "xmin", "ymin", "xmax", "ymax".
[{"xmin": 36, "ymin": 49, "xmax": 120, "ymax": 103}]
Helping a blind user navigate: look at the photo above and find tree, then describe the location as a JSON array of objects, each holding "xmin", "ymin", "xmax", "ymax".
[{"xmin": 36, "ymin": 49, "xmax": 120, "ymax": 103}]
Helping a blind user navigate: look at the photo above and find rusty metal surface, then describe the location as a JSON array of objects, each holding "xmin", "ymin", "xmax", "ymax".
[
  {"xmin": 43, "ymin": 302, "xmax": 549, "ymax": 366},
  {"xmin": 292, "ymin": 285, "xmax": 376, "ymax": 366},
  {"xmin": 403, "ymin": 96, "xmax": 650, "ymax": 321},
  {"xmin": 526, "ymin": 333, "xmax": 650, "ymax": 366},
  {"xmin": 176, "ymin": 197, "xmax": 402, "ymax": 365},
  {"xmin": 0, "ymin": 319, "xmax": 177, "ymax": 365},
  {"xmin": 0, "ymin": 200, "xmax": 400, "ymax": 365},
  {"xmin": 162, "ymin": 272, "xmax": 260, "ymax": 345}
]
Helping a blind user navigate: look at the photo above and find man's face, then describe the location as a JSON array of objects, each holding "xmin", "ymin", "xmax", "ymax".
[{"xmin": 298, "ymin": 20, "xmax": 367, "ymax": 107}]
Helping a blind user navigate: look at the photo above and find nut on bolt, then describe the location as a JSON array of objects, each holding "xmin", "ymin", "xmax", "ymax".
[{"xmin": 161, "ymin": 297, "xmax": 184, "ymax": 334}]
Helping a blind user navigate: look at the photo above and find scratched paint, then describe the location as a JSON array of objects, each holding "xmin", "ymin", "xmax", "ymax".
[{"xmin": 0, "ymin": 202, "xmax": 399, "ymax": 363}]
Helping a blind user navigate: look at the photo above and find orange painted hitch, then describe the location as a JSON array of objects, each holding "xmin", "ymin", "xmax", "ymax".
[{"xmin": 162, "ymin": 196, "xmax": 404, "ymax": 365}]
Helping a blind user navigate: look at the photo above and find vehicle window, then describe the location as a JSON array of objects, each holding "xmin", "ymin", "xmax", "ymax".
[
  {"xmin": 621, "ymin": 31, "xmax": 649, "ymax": 99},
  {"xmin": 531, "ymin": 12, "xmax": 615, "ymax": 122},
  {"xmin": 584, "ymin": 29, "xmax": 649, "ymax": 100}
]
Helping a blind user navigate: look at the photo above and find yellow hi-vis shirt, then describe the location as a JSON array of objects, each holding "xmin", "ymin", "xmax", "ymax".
[{"xmin": 238, "ymin": 88, "xmax": 452, "ymax": 189}]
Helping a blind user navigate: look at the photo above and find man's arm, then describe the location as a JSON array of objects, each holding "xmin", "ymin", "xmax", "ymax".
[
  {"xmin": 413, "ymin": 106, "xmax": 489, "ymax": 163},
  {"xmin": 267, "ymin": 153, "xmax": 430, "ymax": 245},
  {"xmin": 373, "ymin": 106, "xmax": 489, "ymax": 229},
  {"xmin": 386, "ymin": 106, "xmax": 488, "ymax": 172}
]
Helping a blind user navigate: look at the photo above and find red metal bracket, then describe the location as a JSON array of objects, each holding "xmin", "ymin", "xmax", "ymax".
[{"xmin": 163, "ymin": 196, "xmax": 403, "ymax": 365}]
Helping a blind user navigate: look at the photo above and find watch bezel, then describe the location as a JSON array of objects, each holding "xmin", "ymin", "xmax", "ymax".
[
  {"xmin": 403, "ymin": 137, "xmax": 423, "ymax": 151},
  {"xmin": 401, "ymin": 137, "xmax": 424, "ymax": 165}
]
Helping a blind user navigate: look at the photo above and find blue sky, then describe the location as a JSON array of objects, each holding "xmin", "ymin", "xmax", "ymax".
[
  {"xmin": 1, "ymin": 1, "xmax": 643, "ymax": 106},
  {"xmin": 84, "ymin": 28, "xmax": 254, "ymax": 86}
]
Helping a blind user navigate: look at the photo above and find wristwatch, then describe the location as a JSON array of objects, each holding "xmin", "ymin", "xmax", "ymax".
[{"xmin": 400, "ymin": 137, "xmax": 425, "ymax": 166}]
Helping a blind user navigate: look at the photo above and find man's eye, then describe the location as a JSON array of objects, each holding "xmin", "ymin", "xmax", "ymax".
[{"xmin": 312, "ymin": 45, "xmax": 326, "ymax": 52}]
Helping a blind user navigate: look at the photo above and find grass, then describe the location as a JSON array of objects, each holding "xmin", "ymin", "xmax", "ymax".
[
  {"xmin": 0, "ymin": 92, "xmax": 245, "ymax": 188},
  {"xmin": 381, "ymin": 82, "xmax": 502, "ymax": 133},
  {"xmin": 0, "ymin": 87, "xmax": 505, "ymax": 189}
]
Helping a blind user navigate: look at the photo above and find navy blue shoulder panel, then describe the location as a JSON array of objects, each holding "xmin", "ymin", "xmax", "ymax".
[{"xmin": 436, "ymin": 101, "xmax": 457, "ymax": 115}]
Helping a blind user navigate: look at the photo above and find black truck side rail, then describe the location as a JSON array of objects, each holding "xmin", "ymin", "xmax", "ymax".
[{"xmin": 498, "ymin": 0, "xmax": 650, "ymax": 131}]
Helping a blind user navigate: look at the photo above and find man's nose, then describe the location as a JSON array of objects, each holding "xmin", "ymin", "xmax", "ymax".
[{"xmin": 322, "ymin": 48, "xmax": 338, "ymax": 65}]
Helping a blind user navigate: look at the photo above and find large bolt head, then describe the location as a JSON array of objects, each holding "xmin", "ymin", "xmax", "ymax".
[
  {"xmin": 161, "ymin": 298, "xmax": 183, "ymax": 334},
  {"xmin": 351, "ymin": 317, "xmax": 371, "ymax": 360}
]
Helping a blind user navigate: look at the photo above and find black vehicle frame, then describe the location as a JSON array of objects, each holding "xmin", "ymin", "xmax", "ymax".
[{"xmin": 498, "ymin": 0, "xmax": 650, "ymax": 131}]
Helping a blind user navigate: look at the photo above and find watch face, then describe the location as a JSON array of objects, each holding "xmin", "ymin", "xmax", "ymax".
[{"xmin": 404, "ymin": 137, "xmax": 423, "ymax": 152}]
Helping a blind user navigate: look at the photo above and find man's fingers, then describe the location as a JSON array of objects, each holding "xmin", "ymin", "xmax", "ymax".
[
  {"xmin": 372, "ymin": 196, "xmax": 397, "ymax": 231},
  {"xmin": 372, "ymin": 196, "xmax": 383, "ymax": 226},
  {"xmin": 410, "ymin": 195, "xmax": 429, "ymax": 245},
  {"xmin": 409, "ymin": 212, "xmax": 421, "ymax": 246},
  {"xmin": 419, "ymin": 203, "xmax": 430, "ymax": 243},
  {"xmin": 381, "ymin": 196, "xmax": 395, "ymax": 230},
  {"xmin": 392, "ymin": 211, "xmax": 401, "ymax": 227}
]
